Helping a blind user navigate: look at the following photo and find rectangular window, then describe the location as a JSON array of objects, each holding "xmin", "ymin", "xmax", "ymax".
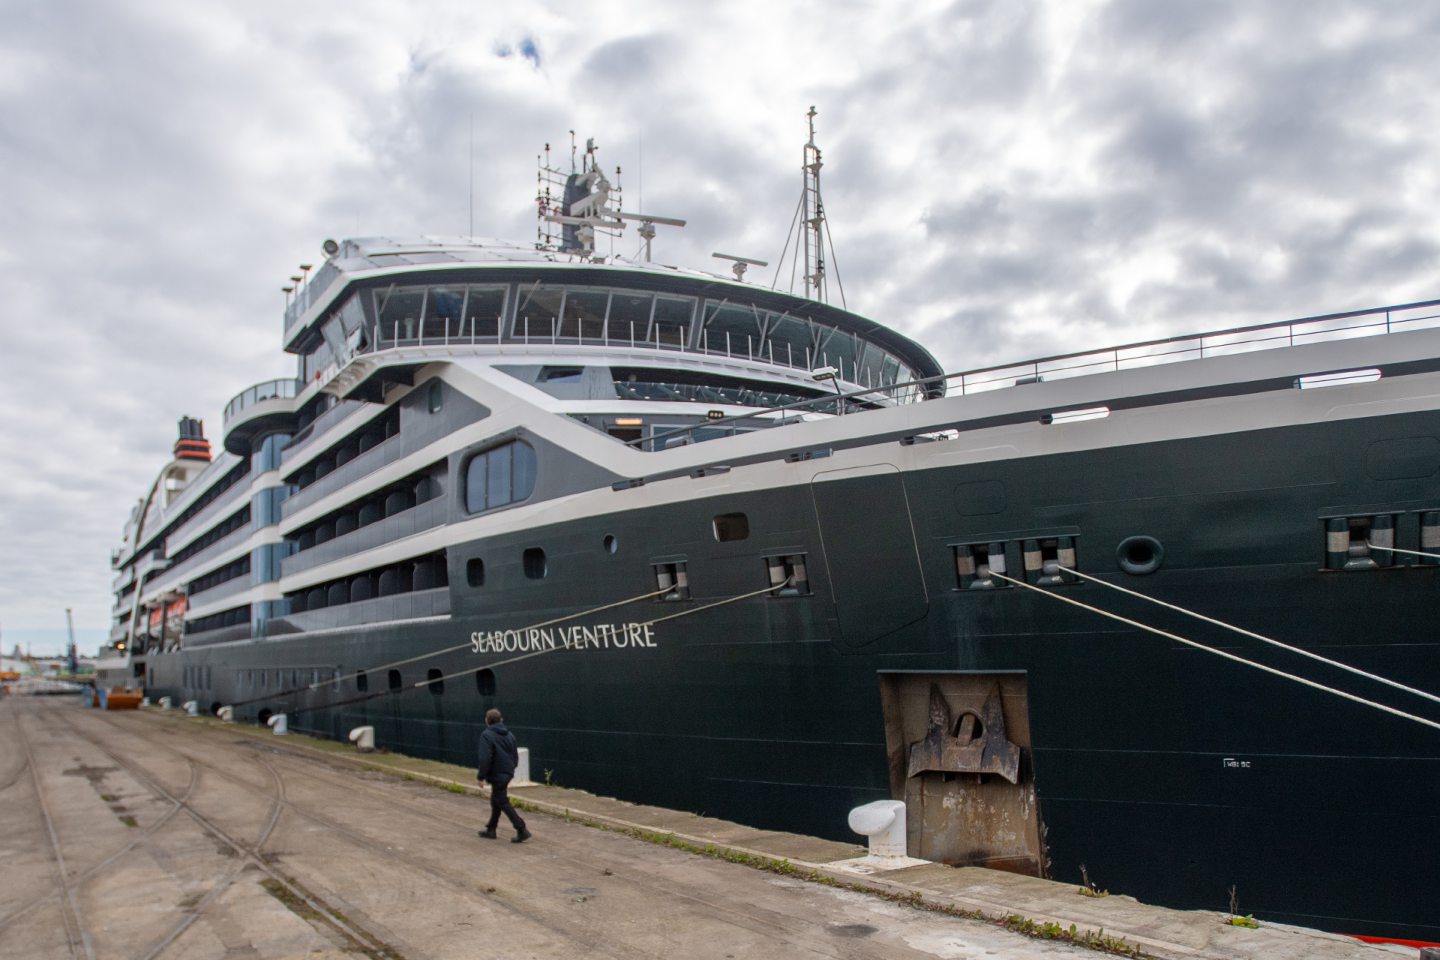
[
  {"xmin": 713, "ymin": 513, "xmax": 749, "ymax": 542},
  {"xmin": 487, "ymin": 443, "xmax": 513, "ymax": 508},
  {"xmin": 465, "ymin": 285, "xmax": 508, "ymax": 339},
  {"xmin": 607, "ymin": 292, "xmax": 653, "ymax": 342}
]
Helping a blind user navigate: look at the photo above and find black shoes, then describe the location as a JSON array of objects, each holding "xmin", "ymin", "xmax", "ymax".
[
  {"xmin": 477, "ymin": 829, "xmax": 498, "ymax": 839},
  {"xmin": 511, "ymin": 829, "xmax": 532, "ymax": 844}
]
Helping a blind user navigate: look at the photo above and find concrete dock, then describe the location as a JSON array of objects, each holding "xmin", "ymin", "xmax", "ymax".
[{"xmin": 0, "ymin": 695, "xmax": 1411, "ymax": 959}]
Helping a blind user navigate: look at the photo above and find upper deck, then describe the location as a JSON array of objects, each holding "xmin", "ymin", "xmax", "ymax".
[{"xmin": 279, "ymin": 237, "xmax": 946, "ymax": 405}]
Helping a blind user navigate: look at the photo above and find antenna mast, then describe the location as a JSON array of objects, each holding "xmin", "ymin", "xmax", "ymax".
[{"xmin": 802, "ymin": 106, "xmax": 826, "ymax": 301}]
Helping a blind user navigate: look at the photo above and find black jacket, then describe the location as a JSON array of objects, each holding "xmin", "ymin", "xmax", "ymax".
[{"xmin": 476, "ymin": 722, "xmax": 519, "ymax": 784}]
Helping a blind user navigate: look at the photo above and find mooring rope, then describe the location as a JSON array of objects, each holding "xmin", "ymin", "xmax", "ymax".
[
  {"xmin": 1054, "ymin": 564, "xmax": 1440, "ymax": 708},
  {"xmin": 989, "ymin": 571, "xmax": 1440, "ymax": 733},
  {"xmin": 1368, "ymin": 542, "xmax": 1440, "ymax": 562}
]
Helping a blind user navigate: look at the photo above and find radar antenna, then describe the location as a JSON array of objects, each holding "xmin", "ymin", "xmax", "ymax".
[
  {"xmin": 536, "ymin": 136, "xmax": 685, "ymax": 262},
  {"xmin": 712, "ymin": 252, "xmax": 768, "ymax": 282}
]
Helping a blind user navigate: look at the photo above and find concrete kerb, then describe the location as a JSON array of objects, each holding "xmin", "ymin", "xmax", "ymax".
[{"xmin": 131, "ymin": 708, "xmax": 1396, "ymax": 960}]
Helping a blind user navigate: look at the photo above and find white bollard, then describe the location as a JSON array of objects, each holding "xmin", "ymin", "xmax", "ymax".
[
  {"xmin": 267, "ymin": 713, "xmax": 288, "ymax": 735},
  {"xmin": 348, "ymin": 725, "xmax": 375, "ymax": 752},
  {"xmin": 183, "ymin": 700, "xmax": 199, "ymax": 717},
  {"xmin": 159, "ymin": 696, "xmax": 173, "ymax": 710},
  {"xmin": 847, "ymin": 800, "xmax": 909, "ymax": 860},
  {"xmin": 141, "ymin": 696, "xmax": 151, "ymax": 707},
  {"xmin": 513, "ymin": 746, "xmax": 533, "ymax": 786},
  {"xmin": 217, "ymin": 705, "xmax": 234, "ymax": 722}
]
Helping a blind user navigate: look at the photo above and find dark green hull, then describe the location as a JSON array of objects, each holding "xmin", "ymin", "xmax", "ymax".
[{"xmin": 152, "ymin": 407, "xmax": 1440, "ymax": 942}]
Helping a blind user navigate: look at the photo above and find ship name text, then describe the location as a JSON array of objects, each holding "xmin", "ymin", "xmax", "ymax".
[{"xmin": 470, "ymin": 622, "xmax": 657, "ymax": 655}]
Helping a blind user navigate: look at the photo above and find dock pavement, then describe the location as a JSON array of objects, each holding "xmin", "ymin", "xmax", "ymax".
[{"xmin": 0, "ymin": 695, "xmax": 1411, "ymax": 959}]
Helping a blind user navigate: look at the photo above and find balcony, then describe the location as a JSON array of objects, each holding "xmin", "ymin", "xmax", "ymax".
[{"xmin": 222, "ymin": 379, "xmax": 303, "ymax": 455}]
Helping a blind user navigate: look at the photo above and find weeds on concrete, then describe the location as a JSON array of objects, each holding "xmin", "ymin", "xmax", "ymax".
[
  {"xmin": 1001, "ymin": 916, "xmax": 1146, "ymax": 956},
  {"xmin": 612, "ymin": 828, "xmax": 1152, "ymax": 959}
]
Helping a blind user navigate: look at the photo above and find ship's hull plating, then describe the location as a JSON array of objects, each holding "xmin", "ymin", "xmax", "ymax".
[{"xmin": 149, "ymin": 408, "xmax": 1440, "ymax": 942}]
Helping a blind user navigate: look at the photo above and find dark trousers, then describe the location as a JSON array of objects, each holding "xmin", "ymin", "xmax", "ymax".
[{"xmin": 486, "ymin": 779, "xmax": 526, "ymax": 832}]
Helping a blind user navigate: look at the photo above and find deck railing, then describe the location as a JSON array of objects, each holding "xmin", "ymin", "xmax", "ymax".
[
  {"xmin": 632, "ymin": 297, "xmax": 1440, "ymax": 451},
  {"xmin": 223, "ymin": 378, "xmax": 303, "ymax": 426}
]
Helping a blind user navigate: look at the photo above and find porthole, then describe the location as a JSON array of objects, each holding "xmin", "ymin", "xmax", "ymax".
[
  {"xmin": 476, "ymin": 668, "xmax": 496, "ymax": 696},
  {"xmin": 1116, "ymin": 536, "xmax": 1163, "ymax": 575},
  {"xmin": 603, "ymin": 534, "xmax": 618, "ymax": 555},
  {"xmin": 523, "ymin": 547, "xmax": 548, "ymax": 579},
  {"xmin": 428, "ymin": 381, "xmax": 443, "ymax": 413},
  {"xmin": 426, "ymin": 668, "xmax": 444, "ymax": 694},
  {"xmin": 388, "ymin": 669, "xmax": 402, "ymax": 691},
  {"xmin": 466, "ymin": 557, "xmax": 485, "ymax": 587},
  {"xmin": 257, "ymin": 708, "xmax": 273, "ymax": 727},
  {"xmin": 356, "ymin": 671, "xmax": 368, "ymax": 692}
]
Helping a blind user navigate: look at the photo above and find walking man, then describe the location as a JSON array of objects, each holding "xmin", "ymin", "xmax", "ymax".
[{"xmin": 476, "ymin": 708, "xmax": 531, "ymax": 843}]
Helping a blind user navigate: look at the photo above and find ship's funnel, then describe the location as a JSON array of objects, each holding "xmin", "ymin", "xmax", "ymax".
[{"xmin": 174, "ymin": 416, "xmax": 212, "ymax": 462}]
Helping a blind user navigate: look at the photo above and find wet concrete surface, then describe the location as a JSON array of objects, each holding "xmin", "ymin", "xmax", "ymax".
[{"xmin": 0, "ymin": 695, "xmax": 1409, "ymax": 960}]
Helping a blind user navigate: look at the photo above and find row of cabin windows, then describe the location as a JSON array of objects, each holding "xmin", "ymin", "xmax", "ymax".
[
  {"xmin": 187, "ymin": 553, "xmax": 250, "ymax": 596},
  {"xmin": 229, "ymin": 664, "xmax": 499, "ymax": 699},
  {"xmin": 286, "ymin": 551, "xmax": 449, "ymax": 613},
  {"xmin": 291, "ymin": 407, "xmax": 401, "ymax": 490},
  {"xmin": 292, "ymin": 461, "xmax": 446, "ymax": 552},
  {"xmin": 130, "ymin": 461, "xmax": 250, "ymax": 565},
  {"xmin": 186, "ymin": 604, "xmax": 251, "ymax": 635},
  {"xmin": 167, "ymin": 505, "xmax": 250, "ymax": 568}
]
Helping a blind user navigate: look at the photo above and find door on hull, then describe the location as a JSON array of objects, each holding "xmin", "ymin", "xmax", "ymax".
[{"xmin": 811, "ymin": 464, "xmax": 929, "ymax": 649}]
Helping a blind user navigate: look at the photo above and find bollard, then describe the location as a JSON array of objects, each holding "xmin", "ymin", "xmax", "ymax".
[
  {"xmin": 267, "ymin": 713, "xmax": 288, "ymax": 735},
  {"xmin": 217, "ymin": 705, "xmax": 234, "ymax": 722},
  {"xmin": 159, "ymin": 696, "xmax": 173, "ymax": 710},
  {"xmin": 1420, "ymin": 949, "xmax": 1440, "ymax": 960},
  {"xmin": 183, "ymin": 700, "xmax": 199, "ymax": 717},
  {"xmin": 514, "ymin": 746, "xmax": 533, "ymax": 785},
  {"xmin": 348, "ymin": 725, "xmax": 375, "ymax": 752},
  {"xmin": 141, "ymin": 696, "xmax": 151, "ymax": 707},
  {"xmin": 847, "ymin": 800, "xmax": 908, "ymax": 860}
]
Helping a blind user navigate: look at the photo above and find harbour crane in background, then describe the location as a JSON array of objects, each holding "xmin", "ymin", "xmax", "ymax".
[{"xmin": 65, "ymin": 608, "xmax": 77, "ymax": 677}]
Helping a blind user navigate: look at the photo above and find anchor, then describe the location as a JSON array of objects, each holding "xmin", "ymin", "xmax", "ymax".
[{"xmin": 906, "ymin": 683, "xmax": 1021, "ymax": 784}]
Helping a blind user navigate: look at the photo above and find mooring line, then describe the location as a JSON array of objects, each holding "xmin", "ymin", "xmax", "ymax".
[
  {"xmin": 1055, "ymin": 564, "xmax": 1440, "ymax": 708},
  {"xmin": 990, "ymin": 571, "xmax": 1440, "ymax": 733},
  {"xmin": 1369, "ymin": 541, "xmax": 1440, "ymax": 562}
]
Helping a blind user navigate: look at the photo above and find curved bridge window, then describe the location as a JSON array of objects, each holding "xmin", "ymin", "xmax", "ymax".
[{"xmin": 464, "ymin": 441, "xmax": 537, "ymax": 514}]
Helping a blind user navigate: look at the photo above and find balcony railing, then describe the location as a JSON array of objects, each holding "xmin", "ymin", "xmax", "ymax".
[{"xmin": 224, "ymin": 378, "xmax": 302, "ymax": 426}]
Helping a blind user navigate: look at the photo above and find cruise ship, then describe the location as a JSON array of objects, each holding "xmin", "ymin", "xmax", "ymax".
[{"xmin": 103, "ymin": 130, "xmax": 1440, "ymax": 944}]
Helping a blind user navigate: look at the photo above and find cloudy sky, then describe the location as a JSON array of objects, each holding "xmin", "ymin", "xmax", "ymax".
[{"xmin": 4, "ymin": 0, "xmax": 1439, "ymax": 652}]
